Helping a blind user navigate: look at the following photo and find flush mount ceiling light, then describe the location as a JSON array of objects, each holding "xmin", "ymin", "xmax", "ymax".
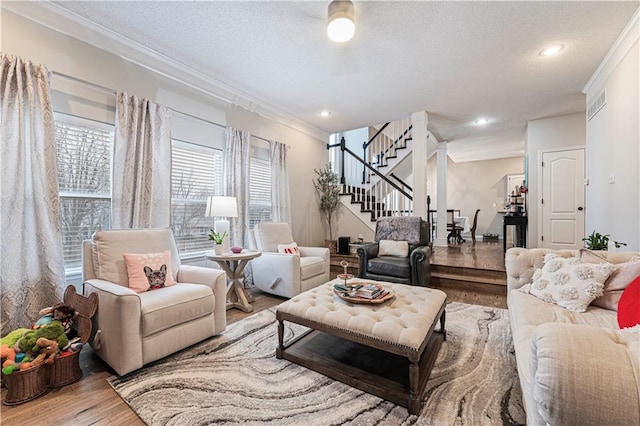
[
  {"xmin": 327, "ymin": 0, "xmax": 355, "ymax": 42},
  {"xmin": 320, "ymin": 110, "xmax": 332, "ymax": 117},
  {"xmin": 539, "ymin": 44, "xmax": 564, "ymax": 57},
  {"xmin": 474, "ymin": 118, "xmax": 490, "ymax": 126}
]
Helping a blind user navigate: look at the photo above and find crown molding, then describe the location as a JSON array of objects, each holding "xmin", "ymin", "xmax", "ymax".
[
  {"xmin": 582, "ymin": 7, "xmax": 640, "ymax": 96},
  {"xmin": 2, "ymin": 1, "xmax": 329, "ymax": 142}
]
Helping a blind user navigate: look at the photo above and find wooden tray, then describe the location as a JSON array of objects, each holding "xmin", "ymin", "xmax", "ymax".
[{"xmin": 333, "ymin": 284, "xmax": 394, "ymax": 304}]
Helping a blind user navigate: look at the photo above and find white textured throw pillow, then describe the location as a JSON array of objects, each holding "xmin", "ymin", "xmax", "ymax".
[
  {"xmin": 277, "ymin": 242, "xmax": 300, "ymax": 256},
  {"xmin": 378, "ymin": 240, "xmax": 409, "ymax": 257},
  {"xmin": 527, "ymin": 253, "xmax": 615, "ymax": 312}
]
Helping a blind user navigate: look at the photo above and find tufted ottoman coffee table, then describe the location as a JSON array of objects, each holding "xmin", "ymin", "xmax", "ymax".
[{"xmin": 276, "ymin": 280, "xmax": 447, "ymax": 415}]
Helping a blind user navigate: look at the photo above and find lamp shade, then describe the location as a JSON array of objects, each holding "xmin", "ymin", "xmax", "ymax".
[
  {"xmin": 327, "ymin": 0, "xmax": 355, "ymax": 42},
  {"xmin": 206, "ymin": 196, "xmax": 238, "ymax": 218}
]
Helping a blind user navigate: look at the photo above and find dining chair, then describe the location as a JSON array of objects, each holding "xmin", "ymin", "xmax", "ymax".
[
  {"xmin": 447, "ymin": 210, "xmax": 464, "ymax": 244},
  {"xmin": 470, "ymin": 209, "xmax": 481, "ymax": 243}
]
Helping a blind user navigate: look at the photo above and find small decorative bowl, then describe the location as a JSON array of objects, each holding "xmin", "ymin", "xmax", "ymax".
[{"xmin": 230, "ymin": 246, "xmax": 243, "ymax": 254}]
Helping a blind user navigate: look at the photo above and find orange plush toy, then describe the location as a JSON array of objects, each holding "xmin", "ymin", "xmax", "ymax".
[{"xmin": 1, "ymin": 344, "xmax": 16, "ymax": 367}]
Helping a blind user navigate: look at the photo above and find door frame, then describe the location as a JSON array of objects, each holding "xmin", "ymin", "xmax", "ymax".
[{"xmin": 536, "ymin": 146, "xmax": 586, "ymax": 248}]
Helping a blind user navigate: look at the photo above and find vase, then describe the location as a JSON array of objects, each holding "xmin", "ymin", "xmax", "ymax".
[{"xmin": 214, "ymin": 244, "xmax": 225, "ymax": 255}]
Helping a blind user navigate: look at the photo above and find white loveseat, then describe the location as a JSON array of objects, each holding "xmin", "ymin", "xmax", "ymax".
[
  {"xmin": 82, "ymin": 228, "xmax": 227, "ymax": 375},
  {"xmin": 505, "ymin": 248, "xmax": 640, "ymax": 426}
]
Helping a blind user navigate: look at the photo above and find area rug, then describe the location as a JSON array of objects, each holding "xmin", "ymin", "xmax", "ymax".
[{"xmin": 109, "ymin": 302, "xmax": 524, "ymax": 425}]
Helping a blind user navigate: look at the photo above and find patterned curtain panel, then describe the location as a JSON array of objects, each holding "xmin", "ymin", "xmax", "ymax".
[
  {"xmin": 269, "ymin": 140, "xmax": 291, "ymax": 223},
  {"xmin": 113, "ymin": 92, "xmax": 172, "ymax": 229},
  {"xmin": 224, "ymin": 127, "xmax": 250, "ymax": 248},
  {"xmin": 0, "ymin": 53, "xmax": 66, "ymax": 335}
]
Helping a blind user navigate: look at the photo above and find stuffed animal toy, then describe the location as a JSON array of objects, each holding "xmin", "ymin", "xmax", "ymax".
[
  {"xmin": 1, "ymin": 344, "xmax": 16, "ymax": 365},
  {"xmin": 0, "ymin": 328, "xmax": 28, "ymax": 347},
  {"xmin": 14, "ymin": 321, "xmax": 68, "ymax": 354},
  {"xmin": 2, "ymin": 337, "xmax": 58, "ymax": 374},
  {"xmin": 33, "ymin": 304, "xmax": 76, "ymax": 334},
  {"xmin": 30, "ymin": 337, "xmax": 59, "ymax": 366}
]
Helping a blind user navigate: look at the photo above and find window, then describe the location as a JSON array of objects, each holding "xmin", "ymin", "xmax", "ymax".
[
  {"xmin": 249, "ymin": 149, "xmax": 272, "ymax": 227},
  {"xmin": 55, "ymin": 114, "xmax": 113, "ymax": 269},
  {"xmin": 171, "ymin": 140, "xmax": 222, "ymax": 253}
]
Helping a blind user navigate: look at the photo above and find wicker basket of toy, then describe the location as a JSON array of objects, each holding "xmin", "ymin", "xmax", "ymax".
[
  {"xmin": 1, "ymin": 286, "xmax": 98, "ymax": 405},
  {"xmin": 1, "ymin": 362, "xmax": 48, "ymax": 405},
  {"xmin": 48, "ymin": 286, "xmax": 97, "ymax": 387}
]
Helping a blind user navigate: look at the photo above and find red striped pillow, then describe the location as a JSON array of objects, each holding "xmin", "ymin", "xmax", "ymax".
[{"xmin": 277, "ymin": 242, "xmax": 300, "ymax": 256}]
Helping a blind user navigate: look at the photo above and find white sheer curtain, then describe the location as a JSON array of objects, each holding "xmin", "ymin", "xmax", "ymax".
[
  {"xmin": 112, "ymin": 92, "xmax": 172, "ymax": 229},
  {"xmin": 0, "ymin": 54, "xmax": 66, "ymax": 335},
  {"xmin": 269, "ymin": 140, "xmax": 291, "ymax": 223},
  {"xmin": 224, "ymin": 126, "xmax": 250, "ymax": 248}
]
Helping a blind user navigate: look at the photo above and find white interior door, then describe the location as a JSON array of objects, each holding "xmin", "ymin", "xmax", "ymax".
[{"xmin": 541, "ymin": 149, "xmax": 585, "ymax": 249}]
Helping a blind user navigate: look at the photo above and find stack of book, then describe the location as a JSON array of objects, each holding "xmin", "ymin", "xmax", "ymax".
[
  {"xmin": 354, "ymin": 284, "xmax": 388, "ymax": 299},
  {"xmin": 333, "ymin": 283, "xmax": 389, "ymax": 300}
]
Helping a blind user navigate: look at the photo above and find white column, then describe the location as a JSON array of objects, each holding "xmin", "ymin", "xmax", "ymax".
[
  {"xmin": 411, "ymin": 111, "xmax": 428, "ymax": 219},
  {"xmin": 435, "ymin": 141, "xmax": 448, "ymax": 247}
]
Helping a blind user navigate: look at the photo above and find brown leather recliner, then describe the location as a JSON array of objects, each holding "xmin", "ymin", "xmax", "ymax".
[{"xmin": 357, "ymin": 216, "xmax": 431, "ymax": 286}]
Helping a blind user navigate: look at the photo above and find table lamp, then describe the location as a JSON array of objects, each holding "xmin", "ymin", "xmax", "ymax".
[{"xmin": 206, "ymin": 196, "xmax": 238, "ymax": 253}]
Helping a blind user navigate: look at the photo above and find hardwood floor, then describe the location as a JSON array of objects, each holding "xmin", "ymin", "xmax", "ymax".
[
  {"xmin": 0, "ymin": 242, "xmax": 506, "ymax": 424},
  {"xmin": 430, "ymin": 240, "xmax": 508, "ymax": 308},
  {"xmin": 0, "ymin": 290, "xmax": 285, "ymax": 425}
]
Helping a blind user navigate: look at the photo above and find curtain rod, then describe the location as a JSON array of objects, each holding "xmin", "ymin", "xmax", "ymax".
[{"xmin": 50, "ymin": 70, "xmax": 271, "ymax": 144}]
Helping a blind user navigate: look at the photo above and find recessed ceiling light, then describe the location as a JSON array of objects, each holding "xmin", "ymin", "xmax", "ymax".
[
  {"xmin": 539, "ymin": 44, "xmax": 564, "ymax": 57},
  {"xmin": 474, "ymin": 118, "xmax": 489, "ymax": 125},
  {"xmin": 320, "ymin": 110, "xmax": 332, "ymax": 118}
]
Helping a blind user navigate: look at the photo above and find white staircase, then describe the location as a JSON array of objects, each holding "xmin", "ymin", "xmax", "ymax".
[{"xmin": 330, "ymin": 117, "xmax": 415, "ymax": 229}]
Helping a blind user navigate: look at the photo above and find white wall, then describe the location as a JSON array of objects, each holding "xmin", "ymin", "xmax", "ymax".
[
  {"xmin": 583, "ymin": 11, "xmax": 640, "ymax": 251},
  {"xmin": 427, "ymin": 156, "xmax": 524, "ymax": 238},
  {"xmin": 334, "ymin": 208, "xmax": 376, "ymax": 244},
  {"xmin": 3, "ymin": 10, "xmax": 328, "ymax": 247},
  {"xmin": 525, "ymin": 112, "xmax": 586, "ymax": 247}
]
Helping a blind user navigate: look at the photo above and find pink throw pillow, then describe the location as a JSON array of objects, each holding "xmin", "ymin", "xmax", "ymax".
[
  {"xmin": 580, "ymin": 249, "xmax": 640, "ymax": 311},
  {"xmin": 123, "ymin": 251, "xmax": 176, "ymax": 293}
]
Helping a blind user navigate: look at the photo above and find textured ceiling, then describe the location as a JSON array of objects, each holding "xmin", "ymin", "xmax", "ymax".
[{"xmin": 48, "ymin": 1, "xmax": 639, "ymax": 160}]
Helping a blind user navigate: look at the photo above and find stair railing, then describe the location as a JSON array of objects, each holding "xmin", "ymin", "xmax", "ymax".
[
  {"xmin": 329, "ymin": 137, "xmax": 413, "ymax": 219},
  {"xmin": 361, "ymin": 117, "xmax": 413, "ymax": 184}
]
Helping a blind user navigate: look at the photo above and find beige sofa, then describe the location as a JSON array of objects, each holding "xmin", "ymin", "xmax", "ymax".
[
  {"xmin": 505, "ymin": 248, "xmax": 640, "ymax": 426},
  {"xmin": 82, "ymin": 228, "xmax": 227, "ymax": 375}
]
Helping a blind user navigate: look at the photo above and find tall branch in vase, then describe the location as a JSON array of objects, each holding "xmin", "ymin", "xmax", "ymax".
[{"xmin": 313, "ymin": 164, "xmax": 341, "ymax": 251}]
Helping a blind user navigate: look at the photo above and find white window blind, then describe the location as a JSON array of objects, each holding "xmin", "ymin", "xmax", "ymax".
[
  {"xmin": 171, "ymin": 140, "xmax": 222, "ymax": 253},
  {"xmin": 249, "ymin": 155, "xmax": 272, "ymax": 227},
  {"xmin": 55, "ymin": 114, "xmax": 113, "ymax": 269}
]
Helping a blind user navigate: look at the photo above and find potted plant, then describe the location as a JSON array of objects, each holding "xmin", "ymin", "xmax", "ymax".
[
  {"xmin": 582, "ymin": 230, "xmax": 626, "ymax": 250},
  {"xmin": 208, "ymin": 229, "xmax": 228, "ymax": 254},
  {"xmin": 313, "ymin": 164, "xmax": 341, "ymax": 253}
]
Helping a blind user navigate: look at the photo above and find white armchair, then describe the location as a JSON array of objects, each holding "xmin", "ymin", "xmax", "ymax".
[
  {"xmin": 82, "ymin": 228, "xmax": 226, "ymax": 376},
  {"xmin": 250, "ymin": 222, "xmax": 330, "ymax": 298}
]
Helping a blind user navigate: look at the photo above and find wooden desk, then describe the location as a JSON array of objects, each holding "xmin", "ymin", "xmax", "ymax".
[{"xmin": 503, "ymin": 215, "xmax": 527, "ymax": 252}]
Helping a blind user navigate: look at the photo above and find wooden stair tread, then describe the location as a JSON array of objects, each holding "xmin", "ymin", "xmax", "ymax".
[{"xmin": 431, "ymin": 271, "xmax": 507, "ymax": 286}]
